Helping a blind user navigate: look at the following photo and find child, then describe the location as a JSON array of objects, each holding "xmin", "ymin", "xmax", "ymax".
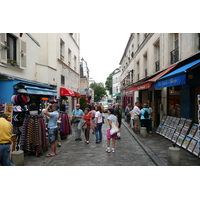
[{"xmin": 106, "ymin": 108, "xmax": 119, "ymax": 153}]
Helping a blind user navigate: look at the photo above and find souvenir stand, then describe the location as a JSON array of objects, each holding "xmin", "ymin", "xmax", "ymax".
[
  {"xmin": 156, "ymin": 108, "xmax": 200, "ymax": 157},
  {"xmin": 59, "ymin": 104, "xmax": 72, "ymax": 139}
]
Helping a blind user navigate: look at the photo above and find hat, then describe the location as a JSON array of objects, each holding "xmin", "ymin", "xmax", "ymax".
[
  {"xmin": 17, "ymin": 89, "xmax": 27, "ymax": 94},
  {"xmin": 11, "ymin": 95, "xmax": 16, "ymax": 104}
]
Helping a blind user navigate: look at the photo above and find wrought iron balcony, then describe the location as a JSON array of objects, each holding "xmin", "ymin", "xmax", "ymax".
[
  {"xmin": 60, "ymin": 54, "xmax": 64, "ymax": 61},
  {"xmin": 170, "ymin": 48, "xmax": 179, "ymax": 64},
  {"xmin": 155, "ymin": 60, "xmax": 160, "ymax": 72}
]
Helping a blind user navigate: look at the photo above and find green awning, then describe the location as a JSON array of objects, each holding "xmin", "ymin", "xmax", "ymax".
[{"xmin": 113, "ymin": 93, "xmax": 121, "ymax": 97}]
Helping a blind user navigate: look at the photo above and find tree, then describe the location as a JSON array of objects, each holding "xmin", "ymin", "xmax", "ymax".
[
  {"xmin": 79, "ymin": 96, "xmax": 87, "ymax": 111},
  {"xmin": 105, "ymin": 71, "xmax": 115, "ymax": 95},
  {"xmin": 90, "ymin": 82, "xmax": 107, "ymax": 102}
]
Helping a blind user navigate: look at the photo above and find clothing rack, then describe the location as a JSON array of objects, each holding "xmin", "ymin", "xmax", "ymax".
[{"xmin": 20, "ymin": 116, "xmax": 47, "ymax": 156}]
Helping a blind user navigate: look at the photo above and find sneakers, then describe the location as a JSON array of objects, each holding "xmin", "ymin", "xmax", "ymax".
[
  {"xmin": 86, "ymin": 141, "xmax": 89, "ymax": 144},
  {"xmin": 106, "ymin": 148, "xmax": 111, "ymax": 153},
  {"xmin": 57, "ymin": 143, "xmax": 61, "ymax": 147},
  {"xmin": 106, "ymin": 148, "xmax": 115, "ymax": 153}
]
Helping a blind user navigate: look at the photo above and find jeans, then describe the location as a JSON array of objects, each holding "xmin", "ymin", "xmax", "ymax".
[
  {"xmin": 95, "ymin": 123, "xmax": 103, "ymax": 142},
  {"xmin": 73, "ymin": 122, "xmax": 81, "ymax": 139},
  {"xmin": 0, "ymin": 144, "xmax": 14, "ymax": 166}
]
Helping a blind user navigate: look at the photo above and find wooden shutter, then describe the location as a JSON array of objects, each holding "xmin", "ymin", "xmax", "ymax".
[
  {"xmin": 0, "ymin": 33, "xmax": 7, "ymax": 63},
  {"xmin": 20, "ymin": 40, "xmax": 26, "ymax": 68}
]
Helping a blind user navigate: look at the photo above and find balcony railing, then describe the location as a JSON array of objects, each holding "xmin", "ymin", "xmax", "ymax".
[
  {"xmin": 60, "ymin": 54, "xmax": 64, "ymax": 61},
  {"xmin": 170, "ymin": 48, "xmax": 179, "ymax": 64},
  {"xmin": 155, "ymin": 60, "xmax": 160, "ymax": 72}
]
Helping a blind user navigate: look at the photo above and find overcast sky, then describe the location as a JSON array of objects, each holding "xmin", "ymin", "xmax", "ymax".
[{"xmin": 80, "ymin": 32, "xmax": 130, "ymax": 84}]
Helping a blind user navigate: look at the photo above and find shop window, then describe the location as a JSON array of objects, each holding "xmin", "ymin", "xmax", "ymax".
[{"xmin": 7, "ymin": 33, "xmax": 17, "ymax": 61}]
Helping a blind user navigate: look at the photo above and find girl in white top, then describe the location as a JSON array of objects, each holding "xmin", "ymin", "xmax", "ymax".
[
  {"xmin": 95, "ymin": 106, "xmax": 105, "ymax": 143},
  {"xmin": 106, "ymin": 108, "xmax": 119, "ymax": 153}
]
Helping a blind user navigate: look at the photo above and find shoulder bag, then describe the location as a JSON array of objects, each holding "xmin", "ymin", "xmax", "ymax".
[{"xmin": 110, "ymin": 121, "xmax": 119, "ymax": 135}]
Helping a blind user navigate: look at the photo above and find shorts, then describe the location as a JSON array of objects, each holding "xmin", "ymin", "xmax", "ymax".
[
  {"xmin": 134, "ymin": 116, "xmax": 140, "ymax": 126},
  {"xmin": 48, "ymin": 128, "xmax": 58, "ymax": 143},
  {"xmin": 106, "ymin": 129, "xmax": 117, "ymax": 139}
]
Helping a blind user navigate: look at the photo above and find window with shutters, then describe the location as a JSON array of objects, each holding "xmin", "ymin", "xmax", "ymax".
[
  {"xmin": 21, "ymin": 40, "xmax": 26, "ymax": 68},
  {"xmin": 7, "ymin": 33, "xmax": 17, "ymax": 61},
  {"xmin": 0, "ymin": 33, "xmax": 7, "ymax": 63}
]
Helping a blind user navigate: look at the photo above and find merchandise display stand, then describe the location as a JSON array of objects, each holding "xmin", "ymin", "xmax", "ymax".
[{"xmin": 156, "ymin": 112, "xmax": 199, "ymax": 157}]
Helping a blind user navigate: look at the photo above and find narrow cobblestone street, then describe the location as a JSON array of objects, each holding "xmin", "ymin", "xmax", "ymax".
[{"xmin": 24, "ymin": 114, "xmax": 155, "ymax": 166}]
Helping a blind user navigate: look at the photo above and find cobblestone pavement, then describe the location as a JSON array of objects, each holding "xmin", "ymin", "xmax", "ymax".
[
  {"xmin": 24, "ymin": 114, "xmax": 155, "ymax": 166},
  {"xmin": 122, "ymin": 119, "xmax": 200, "ymax": 166}
]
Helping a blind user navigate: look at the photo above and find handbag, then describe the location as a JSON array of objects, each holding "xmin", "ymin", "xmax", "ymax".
[
  {"xmin": 110, "ymin": 121, "xmax": 119, "ymax": 135},
  {"xmin": 70, "ymin": 115, "xmax": 77, "ymax": 124}
]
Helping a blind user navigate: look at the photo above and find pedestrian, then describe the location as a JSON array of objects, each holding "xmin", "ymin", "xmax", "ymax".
[
  {"xmin": 82, "ymin": 108, "xmax": 92, "ymax": 144},
  {"xmin": 133, "ymin": 102, "xmax": 141, "ymax": 134},
  {"xmin": 148, "ymin": 103, "xmax": 153, "ymax": 133},
  {"xmin": 44, "ymin": 103, "xmax": 60, "ymax": 157},
  {"xmin": 114, "ymin": 103, "xmax": 122, "ymax": 139},
  {"xmin": 100, "ymin": 103, "xmax": 105, "ymax": 113},
  {"xmin": 0, "ymin": 114, "xmax": 14, "ymax": 166},
  {"xmin": 72, "ymin": 104, "xmax": 84, "ymax": 141},
  {"xmin": 87, "ymin": 103, "xmax": 92, "ymax": 111},
  {"xmin": 125, "ymin": 103, "xmax": 132, "ymax": 126},
  {"xmin": 89, "ymin": 106, "xmax": 96, "ymax": 134},
  {"xmin": 106, "ymin": 108, "xmax": 119, "ymax": 153},
  {"xmin": 140, "ymin": 103, "xmax": 151, "ymax": 133},
  {"xmin": 95, "ymin": 106, "xmax": 104, "ymax": 143}
]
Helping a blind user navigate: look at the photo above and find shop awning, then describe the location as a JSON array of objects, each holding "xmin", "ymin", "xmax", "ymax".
[
  {"xmin": 60, "ymin": 87, "xmax": 75, "ymax": 96},
  {"xmin": 158, "ymin": 59, "xmax": 200, "ymax": 81},
  {"xmin": 74, "ymin": 91, "xmax": 81, "ymax": 98},
  {"xmin": 154, "ymin": 59, "xmax": 200, "ymax": 89},
  {"xmin": 113, "ymin": 93, "xmax": 121, "ymax": 97},
  {"xmin": 146, "ymin": 64, "xmax": 178, "ymax": 82},
  {"xmin": 22, "ymin": 85, "xmax": 57, "ymax": 96}
]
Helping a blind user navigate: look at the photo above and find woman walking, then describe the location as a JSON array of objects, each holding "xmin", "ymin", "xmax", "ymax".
[
  {"xmin": 95, "ymin": 106, "xmax": 104, "ymax": 143},
  {"xmin": 89, "ymin": 106, "xmax": 97, "ymax": 134},
  {"xmin": 106, "ymin": 108, "xmax": 119, "ymax": 153},
  {"xmin": 82, "ymin": 108, "xmax": 92, "ymax": 144},
  {"xmin": 125, "ymin": 104, "xmax": 133, "ymax": 126}
]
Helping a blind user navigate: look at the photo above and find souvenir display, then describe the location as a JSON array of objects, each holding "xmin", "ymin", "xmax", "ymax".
[
  {"xmin": 176, "ymin": 135, "xmax": 185, "ymax": 146},
  {"xmin": 182, "ymin": 136, "xmax": 192, "ymax": 149}
]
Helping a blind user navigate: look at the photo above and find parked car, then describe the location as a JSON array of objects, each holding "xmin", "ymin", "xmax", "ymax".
[{"xmin": 99, "ymin": 102, "xmax": 108, "ymax": 112}]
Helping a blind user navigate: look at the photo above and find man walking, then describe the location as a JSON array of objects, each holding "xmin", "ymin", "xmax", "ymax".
[
  {"xmin": 133, "ymin": 102, "xmax": 141, "ymax": 134},
  {"xmin": 44, "ymin": 103, "xmax": 59, "ymax": 157},
  {"xmin": 114, "ymin": 103, "xmax": 122, "ymax": 139},
  {"xmin": 0, "ymin": 114, "xmax": 14, "ymax": 166},
  {"xmin": 72, "ymin": 104, "xmax": 84, "ymax": 141}
]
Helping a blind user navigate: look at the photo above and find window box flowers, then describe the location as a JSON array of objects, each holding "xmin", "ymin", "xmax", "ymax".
[{"xmin": 7, "ymin": 58, "xmax": 18, "ymax": 66}]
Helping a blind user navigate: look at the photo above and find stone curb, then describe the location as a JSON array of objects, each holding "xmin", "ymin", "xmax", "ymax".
[{"xmin": 122, "ymin": 119, "xmax": 166, "ymax": 166}]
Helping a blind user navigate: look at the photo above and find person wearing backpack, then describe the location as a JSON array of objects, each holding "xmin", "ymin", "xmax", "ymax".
[{"xmin": 140, "ymin": 103, "xmax": 151, "ymax": 133}]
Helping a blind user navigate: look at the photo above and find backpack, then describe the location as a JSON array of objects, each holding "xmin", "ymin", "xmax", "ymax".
[{"xmin": 143, "ymin": 109, "xmax": 149, "ymax": 118}]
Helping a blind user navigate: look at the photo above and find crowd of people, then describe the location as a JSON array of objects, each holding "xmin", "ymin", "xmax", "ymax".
[
  {"xmin": 0, "ymin": 100, "xmax": 152, "ymax": 166},
  {"xmin": 125, "ymin": 102, "xmax": 153, "ymax": 134}
]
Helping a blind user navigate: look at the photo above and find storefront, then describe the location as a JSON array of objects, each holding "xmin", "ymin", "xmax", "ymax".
[
  {"xmin": 0, "ymin": 78, "xmax": 58, "ymax": 155},
  {"xmin": 155, "ymin": 58, "xmax": 200, "ymax": 123}
]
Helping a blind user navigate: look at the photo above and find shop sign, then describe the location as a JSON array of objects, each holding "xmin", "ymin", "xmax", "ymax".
[
  {"xmin": 154, "ymin": 74, "xmax": 186, "ymax": 89},
  {"xmin": 134, "ymin": 82, "xmax": 152, "ymax": 91}
]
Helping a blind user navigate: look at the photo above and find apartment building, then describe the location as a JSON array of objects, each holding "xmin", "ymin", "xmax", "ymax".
[
  {"xmin": 120, "ymin": 33, "xmax": 200, "ymax": 126},
  {"xmin": 0, "ymin": 33, "xmax": 81, "ymax": 114},
  {"xmin": 112, "ymin": 68, "xmax": 121, "ymax": 103}
]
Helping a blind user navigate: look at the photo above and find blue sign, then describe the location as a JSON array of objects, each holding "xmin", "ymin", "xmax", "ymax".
[{"xmin": 154, "ymin": 73, "xmax": 186, "ymax": 89}]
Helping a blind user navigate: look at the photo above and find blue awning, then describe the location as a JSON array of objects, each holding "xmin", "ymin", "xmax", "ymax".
[
  {"xmin": 154, "ymin": 74, "xmax": 186, "ymax": 89},
  {"xmin": 158, "ymin": 59, "xmax": 200, "ymax": 81},
  {"xmin": 22, "ymin": 84, "xmax": 57, "ymax": 96},
  {"xmin": 154, "ymin": 59, "xmax": 200, "ymax": 89}
]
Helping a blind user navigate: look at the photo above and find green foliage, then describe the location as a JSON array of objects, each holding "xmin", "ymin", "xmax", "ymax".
[
  {"xmin": 90, "ymin": 82, "xmax": 107, "ymax": 102},
  {"xmin": 105, "ymin": 71, "xmax": 115, "ymax": 95},
  {"xmin": 79, "ymin": 97, "xmax": 87, "ymax": 111}
]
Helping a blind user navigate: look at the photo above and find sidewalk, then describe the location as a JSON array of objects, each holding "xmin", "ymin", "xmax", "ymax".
[{"xmin": 122, "ymin": 119, "xmax": 200, "ymax": 166}]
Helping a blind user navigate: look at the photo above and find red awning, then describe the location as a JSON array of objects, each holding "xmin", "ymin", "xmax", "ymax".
[
  {"xmin": 146, "ymin": 64, "xmax": 178, "ymax": 82},
  {"xmin": 134, "ymin": 82, "xmax": 152, "ymax": 91},
  {"xmin": 73, "ymin": 91, "xmax": 81, "ymax": 98},
  {"xmin": 60, "ymin": 87, "xmax": 75, "ymax": 96}
]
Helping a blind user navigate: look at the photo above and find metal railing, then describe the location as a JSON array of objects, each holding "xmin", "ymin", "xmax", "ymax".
[
  {"xmin": 155, "ymin": 60, "xmax": 160, "ymax": 72},
  {"xmin": 170, "ymin": 48, "xmax": 179, "ymax": 64}
]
